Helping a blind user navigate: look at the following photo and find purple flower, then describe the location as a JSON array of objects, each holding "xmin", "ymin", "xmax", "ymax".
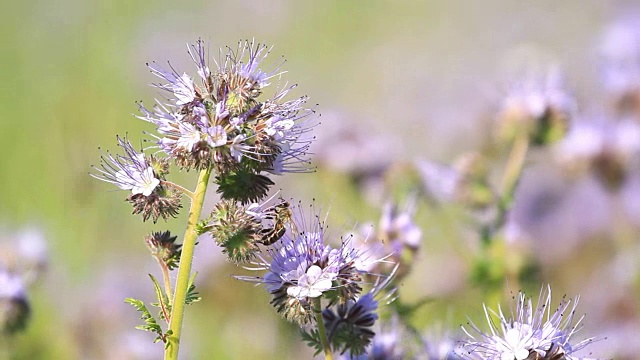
[
  {"xmin": 0, "ymin": 269, "xmax": 26, "ymax": 301},
  {"xmin": 461, "ymin": 286, "xmax": 599, "ymax": 360},
  {"xmin": 237, "ymin": 205, "xmax": 385, "ymax": 324},
  {"xmin": 137, "ymin": 39, "xmax": 315, "ymax": 174},
  {"xmin": 91, "ymin": 136, "xmax": 160, "ymax": 196},
  {"xmin": 324, "ymin": 266, "xmax": 398, "ymax": 357}
]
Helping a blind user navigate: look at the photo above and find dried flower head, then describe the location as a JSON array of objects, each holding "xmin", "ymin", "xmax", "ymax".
[
  {"xmin": 461, "ymin": 286, "xmax": 600, "ymax": 360},
  {"xmin": 127, "ymin": 185, "xmax": 183, "ymax": 223}
]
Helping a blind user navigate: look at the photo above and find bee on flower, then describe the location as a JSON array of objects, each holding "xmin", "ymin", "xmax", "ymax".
[{"xmin": 237, "ymin": 203, "xmax": 391, "ymax": 325}]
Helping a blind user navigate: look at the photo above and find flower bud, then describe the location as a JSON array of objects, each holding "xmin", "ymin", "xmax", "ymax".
[{"xmin": 144, "ymin": 231, "xmax": 181, "ymax": 270}]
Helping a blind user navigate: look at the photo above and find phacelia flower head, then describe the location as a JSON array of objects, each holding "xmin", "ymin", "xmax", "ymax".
[
  {"xmin": 461, "ymin": 286, "xmax": 600, "ymax": 360},
  {"xmin": 346, "ymin": 198, "xmax": 421, "ymax": 281},
  {"xmin": 145, "ymin": 231, "xmax": 182, "ymax": 271},
  {"xmin": 379, "ymin": 199, "xmax": 422, "ymax": 251},
  {"xmin": 0, "ymin": 268, "xmax": 30, "ymax": 335},
  {"xmin": 422, "ymin": 327, "xmax": 463, "ymax": 360},
  {"xmin": 92, "ymin": 136, "xmax": 182, "ymax": 222},
  {"xmin": 91, "ymin": 136, "xmax": 160, "ymax": 196},
  {"xmin": 137, "ymin": 39, "xmax": 315, "ymax": 203},
  {"xmin": 323, "ymin": 266, "xmax": 398, "ymax": 357},
  {"xmin": 237, "ymin": 204, "xmax": 388, "ymax": 325},
  {"xmin": 415, "ymin": 152, "xmax": 493, "ymax": 210},
  {"xmin": 598, "ymin": 14, "xmax": 640, "ymax": 116},
  {"xmin": 204, "ymin": 195, "xmax": 310, "ymax": 264},
  {"xmin": 554, "ymin": 118, "xmax": 640, "ymax": 190},
  {"xmin": 495, "ymin": 68, "xmax": 574, "ymax": 145}
]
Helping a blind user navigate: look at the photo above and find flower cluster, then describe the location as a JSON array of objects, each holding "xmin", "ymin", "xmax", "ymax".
[
  {"xmin": 347, "ymin": 199, "xmax": 422, "ymax": 280},
  {"xmin": 203, "ymin": 196, "xmax": 294, "ymax": 263},
  {"xmin": 90, "ymin": 39, "xmax": 321, "ymax": 357},
  {"xmin": 415, "ymin": 152, "xmax": 493, "ymax": 210},
  {"xmin": 238, "ymin": 204, "xmax": 390, "ymax": 324},
  {"xmin": 494, "ymin": 68, "xmax": 574, "ymax": 146},
  {"xmin": 92, "ymin": 39, "xmax": 314, "ymax": 225},
  {"xmin": 460, "ymin": 287, "xmax": 597, "ymax": 360},
  {"xmin": 137, "ymin": 39, "xmax": 314, "ymax": 203},
  {"xmin": 598, "ymin": 16, "xmax": 640, "ymax": 117},
  {"xmin": 0, "ymin": 227, "xmax": 47, "ymax": 336},
  {"xmin": 0, "ymin": 268, "xmax": 29, "ymax": 335},
  {"xmin": 554, "ymin": 118, "xmax": 640, "ymax": 190},
  {"xmin": 322, "ymin": 269, "xmax": 397, "ymax": 357},
  {"xmin": 91, "ymin": 136, "xmax": 180, "ymax": 223}
]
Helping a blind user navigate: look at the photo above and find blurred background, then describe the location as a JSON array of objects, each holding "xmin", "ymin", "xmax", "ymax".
[{"xmin": 2, "ymin": 0, "xmax": 640, "ymax": 358}]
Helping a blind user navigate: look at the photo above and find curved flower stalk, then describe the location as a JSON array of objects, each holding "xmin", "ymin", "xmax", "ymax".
[{"xmin": 460, "ymin": 286, "xmax": 600, "ymax": 360}]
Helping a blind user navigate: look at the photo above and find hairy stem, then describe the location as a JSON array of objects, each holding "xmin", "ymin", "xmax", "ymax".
[
  {"xmin": 481, "ymin": 135, "xmax": 531, "ymax": 247},
  {"xmin": 161, "ymin": 180, "xmax": 195, "ymax": 199},
  {"xmin": 159, "ymin": 261, "xmax": 173, "ymax": 308},
  {"xmin": 164, "ymin": 167, "xmax": 212, "ymax": 360},
  {"xmin": 497, "ymin": 135, "xmax": 530, "ymax": 223},
  {"xmin": 313, "ymin": 297, "xmax": 333, "ymax": 360}
]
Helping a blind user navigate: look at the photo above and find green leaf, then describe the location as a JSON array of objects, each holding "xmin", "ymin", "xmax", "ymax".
[
  {"xmin": 300, "ymin": 329, "xmax": 323, "ymax": 356},
  {"xmin": 125, "ymin": 297, "xmax": 167, "ymax": 343},
  {"xmin": 148, "ymin": 274, "xmax": 171, "ymax": 320},
  {"xmin": 185, "ymin": 272, "xmax": 202, "ymax": 305}
]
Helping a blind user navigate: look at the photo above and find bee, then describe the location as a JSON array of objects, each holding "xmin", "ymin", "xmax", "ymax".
[
  {"xmin": 258, "ymin": 200, "xmax": 293, "ymax": 245},
  {"xmin": 535, "ymin": 344, "xmax": 565, "ymax": 360}
]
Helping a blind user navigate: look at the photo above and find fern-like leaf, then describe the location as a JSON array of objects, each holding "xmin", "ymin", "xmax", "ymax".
[
  {"xmin": 185, "ymin": 272, "xmax": 202, "ymax": 305},
  {"xmin": 125, "ymin": 297, "xmax": 168, "ymax": 343}
]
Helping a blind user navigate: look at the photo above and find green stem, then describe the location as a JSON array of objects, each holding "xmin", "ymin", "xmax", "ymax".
[
  {"xmin": 495, "ymin": 136, "xmax": 530, "ymax": 232},
  {"xmin": 313, "ymin": 297, "xmax": 333, "ymax": 360},
  {"xmin": 164, "ymin": 167, "xmax": 212, "ymax": 360},
  {"xmin": 161, "ymin": 180, "xmax": 195, "ymax": 199},
  {"xmin": 160, "ymin": 261, "xmax": 173, "ymax": 306}
]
